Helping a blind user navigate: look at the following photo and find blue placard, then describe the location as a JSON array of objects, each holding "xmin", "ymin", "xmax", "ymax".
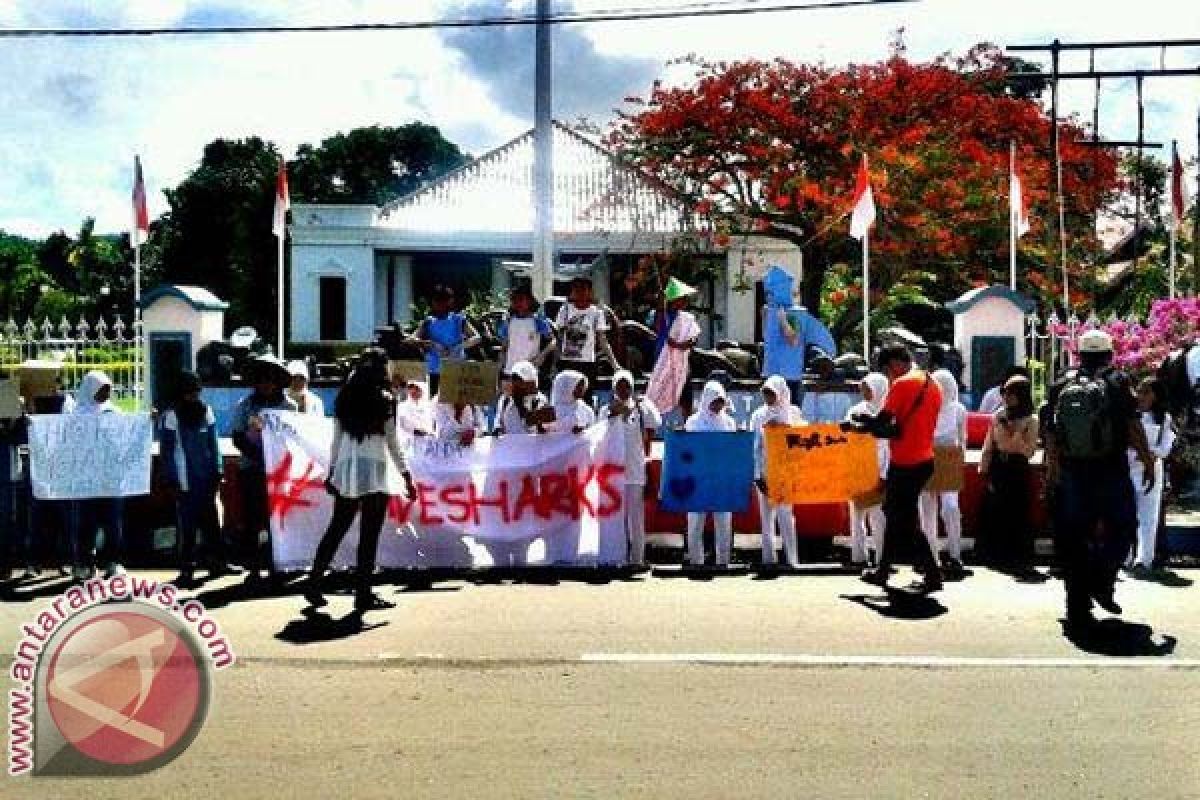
[{"xmin": 659, "ymin": 430, "xmax": 754, "ymax": 513}]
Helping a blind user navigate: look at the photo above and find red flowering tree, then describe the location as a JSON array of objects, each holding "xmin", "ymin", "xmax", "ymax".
[{"xmin": 608, "ymin": 43, "xmax": 1121, "ymax": 332}]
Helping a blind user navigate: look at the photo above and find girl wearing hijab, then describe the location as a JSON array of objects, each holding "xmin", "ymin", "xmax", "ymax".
[
  {"xmin": 67, "ymin": 371, "xmax": 125, "ymax": 580},
  {"xmin": 1128, "ymin": 377, "xmax": 1174, "ymax": 573},
  {"xmin": 547, "ymin": 370, "xmax": 595, "ymax": 434},
  {"xmin": 751, "ymin": 376, "xmax": 805, "ymax": 569},
  {"xmin": 685, "ymin": 381, "xmax": 737, "ymax": 567},
  {"xmin": 161, "ymin": 371, "xmax": 230, "ymax": 586},
  {"xmin": 396, "ymin": 379, "xmax": 434, "ymax": 439},
  {"xmin": 979, "ymin": 375, "xmax": 1039, "ymax": 569},
  {"xmin": 286, "ymin": 360, "xmax": 325, "ymax": 415},
  {"xmin": 496, "ymin": 361, "xmax": 549, "ymax": 435},
  {"xmin": 845, "ymin": 373, "xmax": 890, "ymax": 567},
  {"xmin": 919, "ymin": 369, "xmax": 968, "ymax": 572},
  {"xmin": 305, "ymin": 349, "xmax": 416, "ymax": 614},
  {"xmin": 599, "ymin": 370, "xmax": 662, "ymax": 566}
]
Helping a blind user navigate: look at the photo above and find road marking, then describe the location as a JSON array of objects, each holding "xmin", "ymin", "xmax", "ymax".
[{"xmin": 580, "ymin": 653, "xmax": 1200, "ymax": 669}]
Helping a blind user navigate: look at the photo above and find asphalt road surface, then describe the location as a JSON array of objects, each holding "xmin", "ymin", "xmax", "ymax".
[{"xmin": 2, "ymin": 565, "xmax": 1198, "ymax": 799}]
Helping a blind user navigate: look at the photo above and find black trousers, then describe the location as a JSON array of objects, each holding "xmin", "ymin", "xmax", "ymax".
[
  {"xmin": 310, "ymin": 492, "xmax": 389, "ymax": 605},
  {"xmin": 880, "ymin": 460, "xmax": 939, "ymax": 575},
  {"xmin": 1055, "ymin": 460, "xmax": 1136, "ymax": 618}
]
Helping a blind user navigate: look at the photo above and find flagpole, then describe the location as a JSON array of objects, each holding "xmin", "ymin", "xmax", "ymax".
[
  {"xmin": 1009, "ymin": 141, "xmax": 1017, "ymax": 292},
  {"xmin": 1169, "ymin": 140, "xmax": 1178, "ymax": 299},
  {"xmin": 862, "ymin": 231, "xmax": 870, "ymax": 359},
  {"xmin": 277, "ymin": 232, "xmax": 285, "ymax": 359}
]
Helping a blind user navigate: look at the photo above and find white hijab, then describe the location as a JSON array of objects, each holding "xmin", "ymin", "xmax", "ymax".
[
  {"xmin": 761, "ymin": 374, "xmax": 794, "ymax": 425},
  {"xmin": 74, "ymin": 370, "xmax": 115, "ymax": 414},
  {"xmin": 551, "ymin": 370, "xmax": 587, "ymax": 417},
  {"xmin": 611, "ymin": 369, "xmax": 637, "ymax": 410},
  {"xmin": 932, "ymin": 369, "xmax": 959, "ymax": 424},
  {"xmin": 862, "ymin": 372, "xmax": 889, "ymax": 414}
]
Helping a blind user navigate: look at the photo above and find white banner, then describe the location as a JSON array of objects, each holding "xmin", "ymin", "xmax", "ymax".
[
  {"xmin": 261, "ymin": 412, "xmax": 628, "ymax": 570},
  {"xmin": 28, "ymin": 413, "xmax": 153, "ymax": 500}
]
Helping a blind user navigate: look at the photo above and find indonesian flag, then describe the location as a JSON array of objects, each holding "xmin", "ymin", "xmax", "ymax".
[
  {"xmin": 272, "ymin": 160, "xmax": 290, "ymax": 239},
  {"xmin": 1171, "ymin": 142, "xmax": 1185, "ymax": 233},
  {"xmin": 1010, "ymin": 147, "xmax": 1030, "ymax": 237},
  {"xmin": 132, "ymin": 156, "xmax": 149, "ymax": 245},
  {"xmin": 849, "ymin": 154, "xmax": 875, "ymax": 240}
]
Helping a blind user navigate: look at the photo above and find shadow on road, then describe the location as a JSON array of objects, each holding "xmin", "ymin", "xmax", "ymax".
[
  {"xmin": 1061, "ymin": 618, "xmax": 1178, "ymax": 657},
  {"xmin": 840, "ymin": 589, "xmax": 948, "ymax": 620},
  {"xmin": 275, "ymin": 608, "xmax": 389, "ymax": 644}
]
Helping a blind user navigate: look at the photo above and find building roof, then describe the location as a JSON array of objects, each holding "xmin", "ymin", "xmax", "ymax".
[
  {"xmin": 945, "ymin": 285, "xmax": 1036, "ymax": 315},
  {"xmin": 139, "ymin": 284, "xmax": 229, "ymax": 312},
  {"xmin": 377, "ymin": 121, "xmax": 691, "ymax": 236}
]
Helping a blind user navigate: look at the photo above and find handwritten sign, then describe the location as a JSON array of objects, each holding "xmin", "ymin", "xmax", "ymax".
[
  {"xmin": 438, "ymin": 360, "xmax": 499, "ymax": 406},
  {"xmin": 765, "ymin": 423, "xmax": 880, "ymax": 505},
  {"xmin": 28, "ymin": 413, "xmax": 153, "ymax": 500},
  {"xmin": 389, "ymin": 360, "xmax": 428, "ymax": 387},
  {"xmin": 0, "ymin": 380, "xmax": 22, "ymax": 419},
  {"xmin": 659, "ymin": 430, "xmax": 754, "ymax": 513}
]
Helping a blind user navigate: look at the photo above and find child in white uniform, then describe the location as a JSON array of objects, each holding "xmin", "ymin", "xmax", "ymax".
[
  {"xmin": 599, "ymin": 370, "xmax": 661, "ymax": 566},
  {"xmin": 685, "ymin": 381, "xmax": 737, "ymax": 567},
  {"xmin": 547, "ymin": 371, "xmax": 595, "ymax": 434},
  {"xmin": 1128, "ymin": 377, "xmax": 1174, "ymax": 571},
  {"xmin": 919, "ymin": 369, "xmax": 968, "ymax": 570},
  {"xmin": 435, "ymin": 401, "xmax": 482, "ymax": 446},
  {"xmin": 751, "ymin": 375, "xmax": 805, "ymax": 569},
  {"xmin": 846, "ymin": 373, "xmax": 889, "ymax": 566}
]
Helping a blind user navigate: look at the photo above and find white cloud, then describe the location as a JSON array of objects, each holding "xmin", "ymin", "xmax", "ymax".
[{"xmin": 0, "ymin": 0, "xmax": 1196, "ymax": 237}]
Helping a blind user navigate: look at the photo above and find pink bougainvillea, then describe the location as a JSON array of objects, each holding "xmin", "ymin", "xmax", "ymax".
[{"xmin": 1074, "ymin": 298, "xmax": 1200, "ymax": 378}]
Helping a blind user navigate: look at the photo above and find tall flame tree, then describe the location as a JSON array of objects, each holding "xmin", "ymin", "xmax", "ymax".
[{"xmin": 608, "ymin": 43, "xmax": 1121, "ymax": 328}]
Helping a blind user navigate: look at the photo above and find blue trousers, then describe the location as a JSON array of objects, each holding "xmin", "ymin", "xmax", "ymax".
[{"xmin": 1054, "ymin": 460, "xmax": 1136, "ymax": 617}]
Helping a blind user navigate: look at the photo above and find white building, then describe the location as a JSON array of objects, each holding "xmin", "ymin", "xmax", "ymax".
[{"xmin": 289, "ymin": 121, "xmax": 801, "ymax": 346}]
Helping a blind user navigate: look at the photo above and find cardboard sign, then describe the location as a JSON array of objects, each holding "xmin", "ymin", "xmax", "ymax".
[
  {"xmin": 438, "ymin": 360, "xmax": 499, "ymax": 406},
  {"xmin": 926, "ymin": 446, "xmax": 965, "ymax": 492},
  {"xmin": 765, "ymin": 423, "xmax": 880, "ymax": 505},
  {"xmin": 659, "ymin": 430, "xmax": 754, "ymax": 513},
  {"xmin": 18, "ymin": 361, "xmax": 61, "ymax": 402},
  {"xmin": 389, "ymin": 360, "xmax": 428, "ymax": 387},
  {"xmin": 28, "ymin": 412, "xmax": 153, "ymax": 500},
  {"xmin": 0, "ymin": 380, "xmax": 23, "ymax": 419}
]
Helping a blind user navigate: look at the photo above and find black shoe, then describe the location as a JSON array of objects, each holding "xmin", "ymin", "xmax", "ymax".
[
  {"xmin": 942, "ymin": 557, "xmax": 964, "ymax": 574},
  {"xmin": 860, "ymin": 568, "xmax": 890, "ymax": 587},
  {"xmin": 174, "ymin": 569, "xmax": 195, "ymax": 588},
  {"xmin": 1065, "ymin": 611, "xmax": 1098, "ymax": 633},
  {"xmin": 1093, "ymin": 593, "xmax": 1122, "ymax": 615},
  {"xmin": 355, "ymin": 593, "xmax": 396, "ymax": 612},
  {"xmin": 910, "ymin": 577, "xmax": 943, "ymax": 594}
]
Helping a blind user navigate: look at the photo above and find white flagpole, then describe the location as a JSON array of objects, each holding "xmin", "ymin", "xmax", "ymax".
[
  {"xmin": 1009, "ymin": 141, "xmax": 1017, "ymax": 292},
  {"xmin": 1169, "ymin": 140, "xmax": 1178, "ymax": 299},
  {"xmin": 277, "ymin": 232, "xmax": 285, "ymax": 359},
  {"xmin": 133, "ymin": 157, "xmax": 142, "ymax": 321},
  {"xmin": 862, "ymin": 230, "xmax": 870, "ymax": 359}
]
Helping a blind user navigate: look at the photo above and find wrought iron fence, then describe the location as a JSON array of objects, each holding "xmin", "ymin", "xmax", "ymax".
[
  {"xmin": 1026, "ymin": 308, "xmax": 1145, "ymax": 398},
  {"xmin": 0, "ymin": 316, "xmax": 145, "ymax": 409}
]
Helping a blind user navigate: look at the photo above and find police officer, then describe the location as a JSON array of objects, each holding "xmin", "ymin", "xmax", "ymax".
[{"xmin": 1045, "ymin": 330, "xmax": 1155, "ymax": 632}]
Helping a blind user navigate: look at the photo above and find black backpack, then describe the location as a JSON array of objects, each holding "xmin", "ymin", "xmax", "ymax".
[{"xmin": 1054, "ymin": 371, "xmax": 1116, "ymax": 460}]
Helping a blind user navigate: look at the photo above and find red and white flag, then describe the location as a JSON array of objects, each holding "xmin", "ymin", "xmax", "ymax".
[
  {"xmin": 132, "ymin": 155, "xmax": 149, "ymax": 245},
  {"xmin": 272, "ymin": 160, "xmax": 290, "ymax": 239},
  {"xmin": 1171, "ymin": 142, "xmax": 1185, "ymax": 233},
  {"xmin": 849, "ymin": 155, "xmax": 876, "ymax": 240},
  {"xmin": 1010, "ymin": 146, "xmax": 1030, "ymax": 237}
]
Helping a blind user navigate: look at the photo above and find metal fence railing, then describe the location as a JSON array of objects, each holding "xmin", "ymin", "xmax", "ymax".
[{"xmin": 0, "ymin": 316, "xmax": 145, "ymax": 410}]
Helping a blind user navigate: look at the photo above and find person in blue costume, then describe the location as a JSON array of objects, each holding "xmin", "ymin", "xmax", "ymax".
[
  {"xmin": 414, "ymin": 285, "xmax": 482, "ymax": 397},
  {"xmin": 761, "ymin": 265, "xmax": 836, "ymax": 406}
]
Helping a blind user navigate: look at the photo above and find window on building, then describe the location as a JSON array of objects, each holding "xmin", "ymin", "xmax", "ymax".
[{"xmin": 319, "ymin": 276, "xmax": 347, "ymax": 340}]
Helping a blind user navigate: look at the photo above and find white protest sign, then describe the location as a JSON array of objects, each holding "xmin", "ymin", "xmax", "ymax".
[
  {"xmin": 260, "ymin": 411, "xmax": 628, "ymax": 570},
  {"xmin": 28, "ymin": 413, "xmax": 153, "ymax": 500}
]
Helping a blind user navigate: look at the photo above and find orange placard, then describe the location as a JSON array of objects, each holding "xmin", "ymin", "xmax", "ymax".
[{"xmin": 765, "ymin": 423, "xmax": 881, "ymax": 505}]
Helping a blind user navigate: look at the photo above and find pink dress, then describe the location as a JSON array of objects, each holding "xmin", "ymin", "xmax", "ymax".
[{"xmin": 646, "ymin": 311, "xmax": 701, "ymax": 414}]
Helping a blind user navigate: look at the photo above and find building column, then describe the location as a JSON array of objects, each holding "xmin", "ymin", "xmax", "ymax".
[{"xmin": 393, "ymin": 254, "xmax": 413, "ymax": 327}]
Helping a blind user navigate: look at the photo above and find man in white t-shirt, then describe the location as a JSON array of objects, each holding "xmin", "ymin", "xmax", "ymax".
[
  {"xmin": 498, "ymin": 286, "xmax": 556, "ymax": 375},
  {"xmin": 555, "ymin": 277, "xmax": 619, "ymax": 401}
]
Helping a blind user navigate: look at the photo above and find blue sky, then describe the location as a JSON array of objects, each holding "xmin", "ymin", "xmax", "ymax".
[{"xmin": 0, "ymin": 0, "xmax": 1196, "ymax": 238}]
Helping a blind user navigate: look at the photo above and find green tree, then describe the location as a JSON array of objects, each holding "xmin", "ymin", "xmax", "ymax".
[{"xmin": 289, "ymin": 123, "xmax": 469, "ymax": 206}]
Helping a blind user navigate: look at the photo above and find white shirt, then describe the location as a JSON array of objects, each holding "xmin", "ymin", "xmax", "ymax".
[
  {"xmin": 501, "ymin": 315, "xmax": 551, "ymax": 373},
  {"xmin": 498, "ymin": 392, "xmax": 548, "ymax": 435},
  {"xmin": 933, "ymin": 401, "xmax": 968, "ymax": 448},
  {"xmin": 396, "ymin": 399, "xmax": 434, "ymax": 437},
  {"xmin": 599, "ymin": 398, "xmax": 661, "ymax": 485},
  {"xmin": 287, "ymin": 389, "xmax": 325, "ymax": 416},
  {"xmin": 546, "ymin": 401, "xmax": 596, "ymax": 434},
  {"xmin": 556, "ymin": 304, "xmax": 609, "ymax": 363},
  {"xmin": 435, "ymin": 403, "xmax": 482, "ymax": 443},
  {"xmin": 847, "ymin": 400, "xmax": 890, "ymax": 479},
  {"xmin": 1129, "ymin": 412, "xmax": 1176, "ymax": 473},
  {"xmin": 1187, "ymin": 345, "xmax": 1200, "ymax": 389},
  {"xmin": 328, "ymin": 419, "xmax": 409, "ymax": 498}
]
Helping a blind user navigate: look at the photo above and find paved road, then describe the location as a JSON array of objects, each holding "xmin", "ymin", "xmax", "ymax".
[{"xmin": 2, "ymin": 566, "xmax": 1198, "ymax": 798}]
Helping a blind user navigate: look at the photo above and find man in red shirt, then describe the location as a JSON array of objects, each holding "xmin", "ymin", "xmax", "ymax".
[{"xmin": 846, "ymin": 345, "xmax": 944, "ymax": 593}]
